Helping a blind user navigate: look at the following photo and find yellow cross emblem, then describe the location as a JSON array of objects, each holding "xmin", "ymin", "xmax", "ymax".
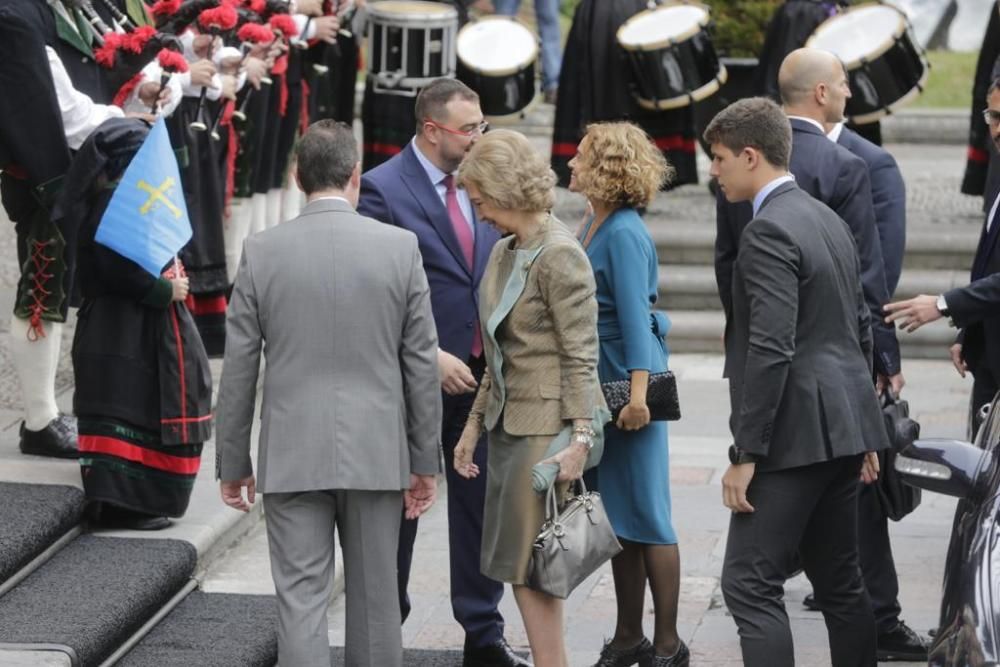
[{"xmin": 137, "ymin": 177, "xmax": 182, "ymax": 219}]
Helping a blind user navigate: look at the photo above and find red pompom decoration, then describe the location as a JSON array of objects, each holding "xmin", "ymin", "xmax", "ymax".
[
  {"xmin": 157, "ymin": 48, "xmax": 190, "ymax": 73},
  {"xmin": 125, "ymin": 25, "xmax": 157, "ymax": 53},
  {"xmin": 198, "ymin": 4, "xmax": 239, "ymax": 32},
  {"xmin": 268, "ymin": 14, "xmax": 298, "ymax": 38},
  {"xmin": 237, "ymin": 22, "xmax": 274, "ymax": 44},
  {"xmin": 246, "ymin": 0, "xmax": 266, "ymax": 14},
  {"xmin": 150, "ymin": 0, "xmax": 181, "ymax": 17},
  {"xmin": 94, "ymin": 32, "xmax": 127, "ymax": 68}
]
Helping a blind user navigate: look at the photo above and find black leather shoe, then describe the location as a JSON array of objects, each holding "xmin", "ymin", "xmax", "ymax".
[
  {"xmin": 463, "ymin": 638, "xmax": 532, "ymax": 667},
  {"xmin": 650, "ymin": 640, "xmax": 690, "ymax": 667},
  {"xmin": 802, "ymin": 593, "xmax": 822, "ymax": 612},
  {"xmin": 592, "ymin": 637, "xmax": 653, "ymax": 667},
  {"xmin": 877, "ymin": 621, "xmax": 929, "ymax": 661},
  {"xmin": 19, "ymin": 415, "xmax": 78, "ymax": 459},
  {"xmin": 89, "ymin": 504, "xmax": 172, "ymax": 531}
]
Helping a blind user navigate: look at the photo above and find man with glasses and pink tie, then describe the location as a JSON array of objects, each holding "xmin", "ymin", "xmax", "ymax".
[{"xmin": 359, "ymin": 79, "xmax": 528, "ymax": 667}]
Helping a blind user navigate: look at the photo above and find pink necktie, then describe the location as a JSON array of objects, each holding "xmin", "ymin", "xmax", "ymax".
[{"xmin": 442, "ymin": 174, "xmax": 481, "ymax": 358}]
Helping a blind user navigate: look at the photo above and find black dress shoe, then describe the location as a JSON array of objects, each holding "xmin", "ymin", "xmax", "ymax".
[
  {"xmin": 802, "ymin": 593, "xmax": 822, "ymax": 611},
  {"xmin": 877, "ymin": 620, "xmax": 929, "ymax": 661},
  {"xmin": 463, "ymin": 638, "xmax": 532, "ymax": 667},
  {"xmin": 19, "ymin": 415, "xmax": 78, "ymax": 459},
  {"xmin": 650, "ymin": 640, "xmax": 690, "ymax": 667},
  {"xmin": 89, "ymin": 503, "xmax": 172, "ymax": 531},
  {"xmin": 592, "ymin": 637, "xmax": 653, "ymax": 667}
]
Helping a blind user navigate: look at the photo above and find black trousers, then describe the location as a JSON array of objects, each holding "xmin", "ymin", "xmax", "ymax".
[
  {"xmin": 396, "ymin": 355, "xmax": 505, "ymax": 647},
  {"xmin": 857, "ymin": 481, "xmax": 901, "ymax": 634},
  {"xmin": 722, "ymin": 455, "xmax": 877, "ymax": 667}
]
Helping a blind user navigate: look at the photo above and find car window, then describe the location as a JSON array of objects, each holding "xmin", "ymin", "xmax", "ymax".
[{"xmin": 977, "ymin": 391, "xmax": 1000, "ymax": 452}]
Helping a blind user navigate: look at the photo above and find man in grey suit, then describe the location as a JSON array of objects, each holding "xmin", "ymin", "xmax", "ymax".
[
  {"xmin": 705, "ymin": 97, "xmax": 889, "ymax": 667},
  {"xmin": 215, "ymin": 120, "xmax": 443, "ymax": 667}
]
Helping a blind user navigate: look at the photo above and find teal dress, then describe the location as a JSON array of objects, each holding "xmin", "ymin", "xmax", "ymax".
[{"xmin": 581, "ymin": 208, "xmax": 677, "ymax": 545}]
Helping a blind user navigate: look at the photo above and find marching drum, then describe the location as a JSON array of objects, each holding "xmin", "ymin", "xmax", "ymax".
[
  {"xmin": 366, "ymin": 0, "xmax": 458, "ymax": 93},
  {"xmin": 456, "ymin": 16, "xmax": 538, "ymax": 119},
  {"xmin": 807, "ymin": 3, "xmax": 929, "ymax": 124},
  {"xmin": 616, "ymin": 2, "xmax": 726, "ymax": 111}
]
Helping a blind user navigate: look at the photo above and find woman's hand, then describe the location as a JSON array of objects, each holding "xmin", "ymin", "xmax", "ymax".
[
  {"xmin": 453, "ymin": 424, "xmax": 480, "ymax": 479},
  {"xmin": 616, "ymin": 402, "xmax": 650, "ymax": 431},
  {"xmin": 547, "ymin": 442, "xmax": 589, "ymax": 482},
  {"xmin": 171, "ymin": 277, "xmax": 190, "ymax": 302}
]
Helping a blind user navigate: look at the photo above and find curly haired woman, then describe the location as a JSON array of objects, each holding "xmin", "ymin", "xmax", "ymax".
[{"xmin": 570, "ymin": 122, "xmax": 688, "ymax": 667}]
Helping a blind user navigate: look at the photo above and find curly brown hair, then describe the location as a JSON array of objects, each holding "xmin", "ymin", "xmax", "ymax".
[
  {"xmin": 456, "ymin": 129, "xmax": 556, "ymax": 212},
  {"xmin": 574, "ymin": 122, "xmax": 673, "ymax": 208}
]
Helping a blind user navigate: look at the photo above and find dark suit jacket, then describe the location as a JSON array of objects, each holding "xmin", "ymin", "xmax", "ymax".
[
  {"xmin": 715, "ymin": 118, "xmax": 900, "ymax": 377},
  {"xmin": 947, "ymin": 273, "xmax": 1000, "ymax": 328},
  {"xmin": 957, "ymin": 199, "xmax": 1000, "ymax": 379},
  {"xmin": 358, "ymin": 142, "xmax": 500, "ymax": 360},
  {"xmin": 836, "ymin": 127, "xmax": 907, "ymax": 297},
  {"xmin": 728, "ymin": 182, "xmax": 889, "ymax": 471}
]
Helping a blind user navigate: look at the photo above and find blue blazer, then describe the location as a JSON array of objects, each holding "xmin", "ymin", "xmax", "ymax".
[
  {"xmin": 358, "ymin": 143, "xmax": 500, "ymax": 359},
  {"xmin": 837, "ymin": 127, "xmax": 907, "ymax": 297}
]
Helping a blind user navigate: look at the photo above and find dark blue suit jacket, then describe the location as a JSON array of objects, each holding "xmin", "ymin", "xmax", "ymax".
[
  {"xmin": 957, "ymin": 196, "xmax": 1000, "ymax": 379},
  {"xmin": 358, "ymin": 143, "xmax": 500, "ymax": 360},
  {"xmin": 715, "ymin": 118, "xmax": 900, "ymax": 376},
  {"xmin": 836, "ymin": 127, "xmax": 907, "ymax": 297}
]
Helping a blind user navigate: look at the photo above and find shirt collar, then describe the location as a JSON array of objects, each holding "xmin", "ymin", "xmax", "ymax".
[
  {"xmin": 411, "ymin": 139, "xmax": 450, "ymax": 186},
  {"xmin": 787, "ymin": 115, "xmax": 826, "ymax": 134},
  {"xmin": 753, "ymin": 175, "xmax": 795, "ymax": 217},
  {"xmin": 309, "ymin": 195, "xmax": 353, "ymax": 207},
  {"xmin": 826, "ymin": 121, "xmax": 845, "ymax": 143}
]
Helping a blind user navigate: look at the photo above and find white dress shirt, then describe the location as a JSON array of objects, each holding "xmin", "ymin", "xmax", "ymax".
[{"xmin": 45, "ymin": 46, "xmax": 124, "ymax": 150}]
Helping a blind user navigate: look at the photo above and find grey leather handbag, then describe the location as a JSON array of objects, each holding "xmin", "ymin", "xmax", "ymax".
[{"xmin": 525, "ymin": 478, "xmax": 622, "ymax": 599}]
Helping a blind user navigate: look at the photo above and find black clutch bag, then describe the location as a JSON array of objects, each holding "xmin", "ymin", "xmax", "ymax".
[{"xmin": 601, "ymin": 371, "xmax": 680, "ymax": 422}]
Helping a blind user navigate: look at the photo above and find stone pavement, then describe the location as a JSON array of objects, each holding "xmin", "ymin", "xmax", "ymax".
[{"xmin": 200, "ymin": 353, "xmax": 972, "ymax": 667}]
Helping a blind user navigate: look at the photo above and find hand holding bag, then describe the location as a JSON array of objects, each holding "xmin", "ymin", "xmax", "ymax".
[
  {"xmin": 601, "ymin": 370, "xmax": 681, "ymax": 422},
  {"xmin": 876, "ymin": 391, "xmax": 922, "ymax": 521},
  {"xmin": 525, "ymin": 478, "xmax": 622, "ymax": 599}
]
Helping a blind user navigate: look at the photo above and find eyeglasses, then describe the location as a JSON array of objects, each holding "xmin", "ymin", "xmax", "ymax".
[
  {"xmin": 983, "ymin": 109, "xmax": 1000, "ymax": 126},
  {"xmin": 424, "ymin": 119, "xmax": 489, "ymax": 138}
]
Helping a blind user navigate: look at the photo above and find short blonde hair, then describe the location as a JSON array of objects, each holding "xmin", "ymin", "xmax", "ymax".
[
  {"xmin": 457, "ymin": 129, "xmax": 556, "ymax": 212},
  {"xmin": 576, "ymin": 122, "xmax": 673, "ymax": 208}
]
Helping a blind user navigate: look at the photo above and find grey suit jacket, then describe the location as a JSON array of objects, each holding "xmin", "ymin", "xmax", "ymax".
[
  {"xmin": 728, "ymin": 183, "xmax": 889, "ymax": 472},
  {"xmin": 215, "ymin": 198, "xmax": 442, "ymax": 493}
]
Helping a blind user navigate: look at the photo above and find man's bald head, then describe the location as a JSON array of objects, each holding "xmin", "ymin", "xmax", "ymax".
[
  {"xmin": 779, "ymin": 48, "xmax": 841, "ymax": 105},
  {"xmin": 778, "ymin": 48, "xmax": 851, "ymax": 125}
]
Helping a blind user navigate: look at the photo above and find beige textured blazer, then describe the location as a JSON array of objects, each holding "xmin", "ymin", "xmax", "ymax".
[{"xmin": 468, "ymin": 216, "xmax": 606, "ymax": 437}]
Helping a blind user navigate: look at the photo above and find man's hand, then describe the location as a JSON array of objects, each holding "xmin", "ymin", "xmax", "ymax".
[
  {"xmin": 295, "ymin": 0, "xmax": 324, "ymax": 15},
  {"xmin": 439, "ymin": 349, "xmax": 477, "ymax": 395},
  {"xmin": 245, "ymin": 56, "xmax": 269, "ymax": 90},
  {"xmin": 722, "ymin": 463, "xmax": 755, "ymax": 513},
  {"xmin": 220, "ymin": 476, "xmax": 256, "ymax": 512},
  {"xmin": 404, "ymin": 473, "xmax": 437, "ymax": 519},
  {"xmin": 312, "ymin": 15, "xmax": 341, "ymax": 43},
  {"xmin": 883, "ymin": 294, "xmax": 943, "ymax": 332},
  {"xmin": 220, "ymin": 74, "xmax": 238, "ymax": 101},
  {"xmin": 950, "ymin": 343, "xmax": 967, "ymax": 378},
  {"xmin": 876, "ymin": 372, "xmax": 905, "ymax": 396},
  {"xmin": 137, "ymin": 81, "xmax": 171, "ymax": 108},
  {"xmin": 188, "ymin": 59, "xmax": 218, "ymax": 88},
  {"xmin": 124, "ymin": 111, "xmax": 156, "ymax": 123},
  {"xmin": 171, "ymin": 276, "xmax": 190, "ymax": 301},
  {"xmin": 860, "ymin": 451, "xmax": 880, "ymax": 484}
]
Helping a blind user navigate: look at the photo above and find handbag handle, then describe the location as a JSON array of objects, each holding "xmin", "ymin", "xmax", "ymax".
[{"xmin": 543, "ymin": 477, "xmax": 591, "ymax": 526}]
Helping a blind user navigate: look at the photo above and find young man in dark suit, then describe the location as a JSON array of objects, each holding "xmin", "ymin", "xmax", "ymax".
[
  {"xmin": 706, "ymin": 96, "xmax": 888, "ymax": 667},
  {"xmin": 715, "ymin": 49, "xmax": 902, "ymax": 396},
  {"xmin": 358, "ymin": 79, "xmax": 528, "ymax": 667}
]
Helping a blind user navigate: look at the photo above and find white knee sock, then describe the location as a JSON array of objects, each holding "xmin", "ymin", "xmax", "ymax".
[
  {"xmin": 224, "ymin": 197, "xmax": 253, "ymax": 283},
  {"xmin": 9, "ymin": 315, "xmax": 61, "ymax": 431},
  {"xmin": 281, "ymin": 180, "xmax": 303, "ymax": 222},
  {"xmin": 265, "ymin": 188, "xmax": 283, "ymax": 228},
  {"xmin": 250, "ymin": 192, "xmax": 268, "ymax": 235}
]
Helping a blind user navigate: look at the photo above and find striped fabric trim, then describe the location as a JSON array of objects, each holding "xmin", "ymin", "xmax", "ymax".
[
  {"xmin": 80, "ymin": 456, "xmax": 198, "ymax": 488},
  {"xmin": 79, "ymin": 435, "xmax": 200, "ymax": 475}
]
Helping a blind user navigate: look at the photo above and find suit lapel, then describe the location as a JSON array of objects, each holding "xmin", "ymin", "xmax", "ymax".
[
  {"xmin": 52, "ymin": 3, "xmax": 94, "ymax": 58},
  {"xmin": 400, "ymin": 145, "xmax": 472, "ymax": 278},
  {"xmin": 972, "ymin": 192, "xmax": 1000, "ymax": 280}
]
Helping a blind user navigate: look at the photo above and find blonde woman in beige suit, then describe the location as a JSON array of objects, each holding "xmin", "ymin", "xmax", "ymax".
[{"xmin": 453, "ymin": 129, "xmax": 607, "ymax": 667}]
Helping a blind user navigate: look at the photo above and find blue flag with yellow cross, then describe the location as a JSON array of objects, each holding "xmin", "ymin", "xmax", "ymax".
[{"xmin": 95, "ymin": 117, "xmax": 192, "ymax": 276}]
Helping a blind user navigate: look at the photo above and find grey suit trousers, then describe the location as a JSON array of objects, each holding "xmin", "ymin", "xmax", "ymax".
[{"xmin": 264, "ymin": 490, "xmax": 403, "ymax": 667}]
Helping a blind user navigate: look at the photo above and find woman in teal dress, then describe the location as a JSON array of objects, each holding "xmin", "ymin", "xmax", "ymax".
[{"xmin": 570, "ymin": 122, "xmax": 688, "ymax": 667}]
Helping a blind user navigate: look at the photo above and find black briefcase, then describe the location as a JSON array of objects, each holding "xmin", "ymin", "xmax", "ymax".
[{"xmin": 876, "ymin": 393, "xmax": 922, "ymax": 521}]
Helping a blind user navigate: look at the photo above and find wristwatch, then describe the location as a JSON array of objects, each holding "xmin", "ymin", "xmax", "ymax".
[
  {"xmin": 728, "ymin": 444, "xmax": 759, "ymax": 465},
  {"xmin": 936, "ymin": 294, "xmax": 950, "ymax": 318}
]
